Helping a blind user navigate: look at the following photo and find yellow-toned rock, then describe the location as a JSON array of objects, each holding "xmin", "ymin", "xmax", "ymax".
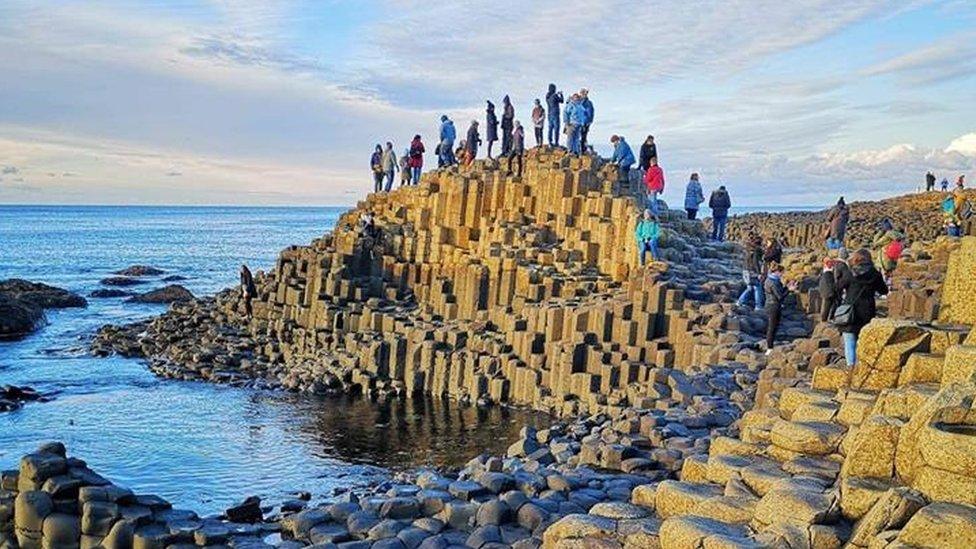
[
  {"xmin": 850, "ymin": 320, "xmax": 930, "ymax": 391},
  {"xmin": 812, "ymin": 364, "xmax": 851, "ymax": 392},
  {"xmin": 841, "ymin": 415, "xmax": 902, "ymax": 479},
  {"xmin": 938, "ymin": 236, "xmax": 976, "ymax": 325},
  {"xmin": 895, "ymin": 382, "xmax": 976, "ymax": 485},
  {"xmin": 941, "ymin": 344, "xmax": 976, "ymax": 387},
  {"xmin": 840, "ymin": 476, "xmax": 896, "ymax": 521},
  {"xmin": 848, "ymin": 487, "xmax": 926, "ymax": 547},
  {"xmin": 897, "ymin": 352, "xmax": 944, "ymax": 386},
  {"xmin": 897, "ymin": 502, "xmax": 976, "ymax": 548},
  {"xmin": 770, "ymin": 421, "xmax": 846, "ymax": 456},
  {"xmin": 659, "ymin": 516, "xmax": 751, "ymax": 549},
  {"xmin": 691, "ymin": 496, "xmax": 756, "ymax": 525},
  {"xmin": 655, "ymin": 480, "xmax": 723, "ymax": 519}
]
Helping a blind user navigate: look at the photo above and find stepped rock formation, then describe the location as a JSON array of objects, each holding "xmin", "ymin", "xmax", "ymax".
[{"xmin": 94, "ymin": 148, "xmax": 809, "ymax": 417}]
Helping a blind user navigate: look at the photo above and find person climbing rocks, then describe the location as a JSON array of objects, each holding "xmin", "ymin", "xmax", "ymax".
[
  {"xmin": 485, "ymin": 101, "xmax": 499, "ymax": 159},
  {"xmin": 708, "ymin": 185, "xmax": 732, "ymax": 241},
  {"xmin": 819, "ymin": 257, "xmax": 840, "ymax": 322},
  {"xmin": 825, "ymin": 197, "xmax": 849, "ymax": 250},
  {"xmin": 610, "ymin": 135, "xmax": 635, "ymax": 182},
  {"xmin": 545, "ymin": 84, "xmax": 564, "ymax": 147},
  {"xmin": 381, "ymin": 141, "xmax": 398, "ymax": 192},
  {"xmin": 501, "ymin": 95, "xmax": 515, "ymax": 156},
  {"xmin": 370, "ymin": 144, "xmax": 384, "ymax": 193},
  {"xmin": 942, "ymin": 191, "xmax": 961, "ymax": 236},
  {"xmin": 763, "ymin": 262, "xmax": 794, "ymax": 355},
  {"xmin": 506, "ymin": 121, "xmax": 525, "ymax": 178},
  {"xmin": 580, "ymin": 88, "xmax": 594, "ymax": 152},
  {"xmin": 836, "ymin": 248, "xmax": 888, "ymax": 366},
  {"xmin": 240, "ymin": 264, "xmax": 257, "ymax": 318},
  {"xmin": 874, "ymin": 227, "xmax": 905, "ymax": 289},
  {"xmin": 925, "ymin": 171, "xmax": 936, "ymax": 192},
  {"xmin": 531, "ymin": 99, "xmax": 545, "ymax": 147},
  {"xmin": 684, "ymin": 173, "xmax": 705, "ymax": 220},
  {"xmin": 439, "ymin": 115, "xmax": 457, "ymax": 166},
  {"xmin": 643, "ymin": 157, "xmax": 665, "ymax": 216},
  {"xmin": 465, "ymin": 121, "xmax": 481, "ymax": 165},
  {"xmin": 737, "ymin": 231, "xmax": 765, "ymax": 310},
  {"xmin": 638, "ymin": 135, "xmax": 657, "ymax": 175},
  {"xmin": 635, "ymin": 209, "xmax": 661, "ymax": 266},
  {"xmin": 399, "ymin": 148, "xmax": 411, "ymax": 187},
  {"xmin": 408, "ymin": 135, "xmax": 425, "ymax": 186},
  {"xmin": 564, "ymin": 94, "xmax": 584, "ymax": 156}
]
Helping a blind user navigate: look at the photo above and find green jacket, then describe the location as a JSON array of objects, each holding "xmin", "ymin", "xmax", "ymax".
[{"xmin": 635, "ymin": 220, "xmax": 660, "ymax": 242}]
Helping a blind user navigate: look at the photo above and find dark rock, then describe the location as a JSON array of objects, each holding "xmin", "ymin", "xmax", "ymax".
[
  {"xmin": 127, "ymin": 285, "xmax": 194, "ymax": 304},
  {"xmin": 225, "ymin": 496, "xmax": 262, "ymax": 523},
  {"xmin": 114, "ymin": 265, "xmax": 165, "ymax": 276},
  {"xmin": 100, "ymin": 276, "xmax": 147, "ymax": 287},
  {"xmin": 162, "ymin": 275, "xmax": 188, "ymax": 282},
  {"xmin": 89, "ymin": 289, "xmax": 131, "ymax": 298},
  {"xmin": 0, "ymin": 279, "xmax": 86, "ymax": 339}
]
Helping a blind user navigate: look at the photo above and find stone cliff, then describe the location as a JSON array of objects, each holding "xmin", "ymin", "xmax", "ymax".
[{"xmin": 95, "ymin": 148, "xmax": 808, "ymax": 417}]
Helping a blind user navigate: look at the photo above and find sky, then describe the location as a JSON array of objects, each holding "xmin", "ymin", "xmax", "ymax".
[{"xmin": 1, "ymin": 1, "xmax": 975, "ymax": 207}]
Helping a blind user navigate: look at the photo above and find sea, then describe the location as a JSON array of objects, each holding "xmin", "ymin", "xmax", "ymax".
[{"xmin": 0, "ymin": 205, "xmax": 548, "ymax": 514}]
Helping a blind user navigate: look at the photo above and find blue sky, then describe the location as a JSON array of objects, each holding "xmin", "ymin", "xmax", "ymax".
[{"xmin": 0, "ymin": 0, "xmax": 974, "ymax": 206}]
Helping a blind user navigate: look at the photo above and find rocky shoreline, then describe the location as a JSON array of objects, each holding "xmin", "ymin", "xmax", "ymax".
[
  {"xmin": 5, "ymin": 150, "xmax": 976, "ymax": 547},
  {"xmin": 0, "ymin": 279, "xmax": 86, "ymax": 340}
]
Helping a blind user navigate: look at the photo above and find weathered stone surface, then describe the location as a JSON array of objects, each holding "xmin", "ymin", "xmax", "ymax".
[
  {"xmin": 848, "ymin": 487, "xmax": 925, "ymax": 547},
  {"xmin": 939, "ymin": 236, "xmax": 976, "ymax": 325},
  {"xmin": 897, "ymin": 502, "xmax": 976, "ymax": 548}
]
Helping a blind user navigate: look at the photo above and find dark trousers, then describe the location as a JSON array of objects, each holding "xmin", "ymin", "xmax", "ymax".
[
  {"xmin": 507, "ymin": 149, "xmax": 523, "ymax": 177},
  {"xmin": 686, "ymin": 209, "xmax": 698, "ymax": 220},
  {"xmin": 766, "ymin": 306, "xmax": 781, "ymax": 349},
  {"xmin": 243, "ymin": 295, "xmax": 253, "ymax": 317},
  {"xmin": 581, "ymin": 124, "xmax": 590, "ymax": 150},
  {"xmin": 373, "ymin": 171, "xmax": 383, "ymax": 193},
  {"xmin": 501, "ymin": 127, "xmax": 513, "ymax": 156},
  {"xmin": 534, "ymin": 127, "xmax": 543, "ymax": 147},
  {"xmin": 821, "ymin": 296, "xmax": 838, "ymax": 322}
]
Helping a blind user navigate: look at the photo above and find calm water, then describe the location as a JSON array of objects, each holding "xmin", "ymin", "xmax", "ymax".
[{"xmin": 0, "ymin": 206, "xmax": 546, "ymax": 514}]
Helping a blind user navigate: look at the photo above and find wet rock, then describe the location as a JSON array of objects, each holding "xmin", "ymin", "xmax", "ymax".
[
  {"xmin": 225, "ymin": 496, "xmax": 262, "ymax": 523},
  {"xmin": 127, "ymin": 285, "xmax": 194, "ymax": 304},
  {"xmin": 114, "ymin": 265, "xmax": 165, "ymax": 276},
  {"xmin": 89, "ymin": 289, "xmax": 131, "ymax": 298},
  {"xmin": 99, "ymin": 276, "xmax": 147, "ymax": 287},
  {"xmin": 0, "ymin": 279, "xmax": 86, "ymax": 339}
]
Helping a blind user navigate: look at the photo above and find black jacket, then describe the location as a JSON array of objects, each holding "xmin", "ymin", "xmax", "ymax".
[
  {"xmin": 709, "ymin": 189, "xmax": 732, "ymax": 218},
  {"xmin": 764, "ymin": 275, "xmax": 789, "ymax": 311},
  {"xmin": 240, "ymin": 267, "xmax": 257, "ymax": 296},
  {"xmin": 818, "ymin": 269, "xmax": 837, "ymax": 301},
  {"xmin": 639, "ymin": 143, "xmax": 657, "ymax": 170},
  {"xmin": 838, "ymin": 266, "xmax": 888, "ymax": 335}
]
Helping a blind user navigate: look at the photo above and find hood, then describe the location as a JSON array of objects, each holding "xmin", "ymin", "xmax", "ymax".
[{"xmin": 547, "ymin": 84, "xmax": 556, "ymax": 94}]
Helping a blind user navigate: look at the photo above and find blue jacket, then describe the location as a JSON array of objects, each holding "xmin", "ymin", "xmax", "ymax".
[
  {"xmin": 612, "ymin": 139, "xmax": 635, "ymax": 166},
  {"xmin": 566, "ymin": 100, "xmax": 586, "ymax": 126},
  {"xmin": 581, "ymin": 98, "xmax": 594, "ymax": 125},
  {"xmin": 440, "ymin": 120, "xmax": 456, "ymax": 143},
  {"xmin": 684, "ymin": 179, "xmax": 704, "ymax": 210}
]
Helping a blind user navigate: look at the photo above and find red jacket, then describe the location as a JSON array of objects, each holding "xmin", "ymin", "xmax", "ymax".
[
  {"xmin": 644, "ymin": 165, "xmax": 665, "ymax": 193},
  {"xmin": 408, "ymin": 139, "xmax": 425, "ymax": 168}
]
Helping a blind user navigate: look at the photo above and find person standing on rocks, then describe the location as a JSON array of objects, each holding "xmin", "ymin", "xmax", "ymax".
[
  {"xmin": 941, "ymin": 177, "xmax": 949, "ymax": 192},
  {"xmin": 836, "ymin": 248, "xmax": 888, "ymax": 366},
  {"xmin": 763, "ymin": 262, "xmax": 793, "ymax": 355},
  {"xmin": 635, "ymin": 209, "xmax": 661, "ymax": 265},
  {"xmin": 501, "ymin": 95, "xmax": 515, "ymax": 156},
  {"xmin": 381, "ymin": 141, "xmax": 398, "ymax": 192},
  {"xmin": 737, "ymin": 231, "xmax": 765, "ymax": 310},
  {"xmin": 545, "ymin": 84, "xmax": 564, "ymax": 146},
  {"xmin": 531, "ymin": 99, "xmax": 545, "ymax": 147},
  {"xmin": 465, "ymin": 121, "xmax": 481, "ymax": 165},
  {"xmin": 506, "ymin": 121, "xmax": 525, "ymax": 178},
  {"xmin": 684, "ymin": 173, "xmax": 705, "ymax": 220},
  {"xmin": 825, "ymin": 197, "xmax": 849, "ymax": 250},
  {"xmin": 408, "ymin": 134, "xmax": 425, "ymax": 185},
  {"xmin": 240, "ymin": 264, "xmax": 257, "ymax": 318},
  {"xmin": 439, "ymin": 115, "xmax": 457, "ymax": 166},
  {"xmin": 580, "ymin": 88, "xmax": 594, "ymax": 151},
  {"xmin": 610, "ymin": 135, "xmax": 635, "ymax": 182},
  {"xmin": 643, "ymin": 157, "xmax": 665, "ymax": 215},
  {"xmin": 708, "ymin": 185, "xmax": 732, "ymax": 241},
  {"xmin": 564, "ymin": 94, "xmax": 584, "ymax": 156},
  {"xmin": 399, "ymin": 148, "xmax": 411, "ymax": 187},
  {"xmin": 370, "ymin": 144, "xmax": 384, "ymax": 193},
  {"xmin": 819, "ymin": 257, "xmax": 840, "ymax": 322},
  {"xmin": 926, "ymin": 171, "xmax": 936, "ymax": 192},
  {"xmin": 957, "ymin": 174, "xmax": 966, "ymax": 189},
  {"xmin": 762, "ymin": 234, "xmax": 783, "ymax": 277},
  {"xmin": 638, "ymin": 136, "xmax": 657, "ymax": 174},
  {"xmin": 485, "ymin": 101, "xmax": 499, "ymax": 159}
]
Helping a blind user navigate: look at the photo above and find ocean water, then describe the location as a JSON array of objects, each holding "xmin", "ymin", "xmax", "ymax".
[{"xmin": 0, "ymin": 205, "xmax": 546, "ymax": 514}]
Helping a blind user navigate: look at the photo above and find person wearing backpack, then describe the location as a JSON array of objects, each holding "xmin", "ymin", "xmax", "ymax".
[
  {"xmin": 835, "ymin": 248, "xmax": 888, "ymax": 366},
  {"xmin": 408, "ymin": 135, "xmax": 425, "ymax": 185}
]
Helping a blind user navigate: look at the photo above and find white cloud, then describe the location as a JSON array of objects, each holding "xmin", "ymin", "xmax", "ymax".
[{"xmin": 946, "ymin": 133, "xmax": 976, "ymax": 156}]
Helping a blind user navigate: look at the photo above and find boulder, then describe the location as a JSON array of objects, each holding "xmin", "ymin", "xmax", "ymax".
[
  {"xmin": 127, "ymin": 285, "xmax": 194, "ymax": 304},
  {"xmin": 897, "ymin": 502, "xmax": 976, "ymax": 548},
  {"xmin": 113, "ymin": 265, "xmax": 165, "ymax": 276}
]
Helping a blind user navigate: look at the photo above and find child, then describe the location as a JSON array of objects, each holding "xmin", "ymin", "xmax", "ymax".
[
  {"xmin": 635, "ymin": 209, "xmax": 661, "ymax": 266},
  {"xmin": 819, "ymin": 257, "xmax": 839, "ymax": 322},
  {"xmin": 399, "ymin": 149, "xmax": 411, "ymax": 187}
]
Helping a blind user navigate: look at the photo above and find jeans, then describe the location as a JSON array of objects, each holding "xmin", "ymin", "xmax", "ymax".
[
  {"xmin": 639, "ymin": 238, "xmax": 659, "ymax": 265},
  {"xmin": 548, "ymin": 115, "xmax": 560, "ymax": 146},
  {"xmin": 534, "ymin": 126, "xmax": 543, "ymax": 147},
  {"xmin": 581, "ymin": 124, "xmax": 590, "ymax": 151},
  {"xmin": 617, "ymin": 163, "xmax": 632, "ymax": 182},
  {"xmin": 712, "ymin": 216, "xmax": 728, "ymax": 241},
  {"xmin": 738, "ymin": 281, "xmax": 765, "ymax": 309},
  {"xmin": 686, "ymin": 209, "xmax": 697, "ymax": 220},
  {"xmin": 567, "ymin": 124, "xmax": 581, "ymax": 155},
  {"xmin": 948, "ymin": 225, "xmax": 962, "ymax": 237},
  {"xmin": 826, "ymin": 238, "xmax": 842, "ymax": 250},
  {"xmin": 440, "ymin": 139, "xmax": 455, "ymax": 166},
  {"xmin": 384, "ymin": 170, "xmax": 395, "ymax": 192},
  {"xmin": 373, "ymin": 171, "xmax": 384, "ymax": 193},
  {"xmin": 411, "ymin": 166, "xmax": 421, "ymax": 185},
  {"xmin": 843, "ymin": 332, "xmax": 857, "ymax": 365},
  {"xmin": 648, "ymin": 191, "xmax": 660, "ymax": 215}
]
